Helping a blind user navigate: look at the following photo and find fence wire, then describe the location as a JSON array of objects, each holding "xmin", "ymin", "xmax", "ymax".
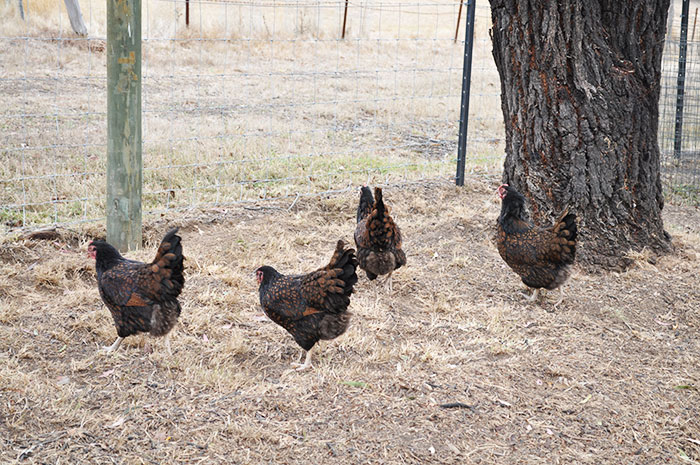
[
  {"xmin": 0, "ymin": 0, "xmax": 502, "ymax": 234},
  {"xmin": 1, "ymin": 1, "xmax": 697, "ymax": 235},
  {"xmin": 660, "ymin": 39, "xmax": 700, "ymax": 204}
]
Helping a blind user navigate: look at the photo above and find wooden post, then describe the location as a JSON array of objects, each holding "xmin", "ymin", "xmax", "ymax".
[
  {"xmin": 107, "ymin": 0, "xmax": 142, "ymax": 251},
  {"xmin": 64, "ymin": 0, "xmax": 88, "ymax": 36}
]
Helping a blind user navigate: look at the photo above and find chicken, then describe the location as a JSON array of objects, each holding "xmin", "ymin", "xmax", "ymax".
[
  {"xmin": 354, "ymin": 186, "xmax": 406, "ymax": 292},
  {"xmin": 496, "ymin": 184, "xmax": 577, "ymax": 308},
  {"xmin": 255, "ymin": 240, "xmax": 358, "ymax": 371},
  {"xmin": 88, "ymin": 229, "xmax": 185, "ymax": 354}
]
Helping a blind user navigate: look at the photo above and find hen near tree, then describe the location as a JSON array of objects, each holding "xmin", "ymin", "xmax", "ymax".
[{"xmin": 488, "ymin": 0, "xmax": 672, "ymax": 269}]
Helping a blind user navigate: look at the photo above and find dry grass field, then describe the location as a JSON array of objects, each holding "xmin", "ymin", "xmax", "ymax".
[
  {"xmin": 1, "ymin": 178, "xmax": 700, "ymax": 464},
  {"xmin": 0, "ymin": 0, "xmax": 504, "ymax": 231},
  {"xmin": 2, "ymin": 2, "xmax": 700, "ymax": 463}
]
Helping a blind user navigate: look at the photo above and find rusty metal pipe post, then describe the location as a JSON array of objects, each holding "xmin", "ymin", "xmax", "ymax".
[
  {"xmin": 341, "ymin": 0, "xmax": 349, "ymax": 39},
  {"xmin": 454, "ymin": 0, "xmax": 464, "ymax": 44}
]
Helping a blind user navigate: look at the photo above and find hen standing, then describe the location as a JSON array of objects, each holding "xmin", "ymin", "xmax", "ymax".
[
  {"xmin": 256, "ymin": 240, "xmax": 358, "ymax": 371},
  {"xmin": 88, "ymin": 228, "xmax": 185, "ymax": 354},
  {"xmin": 354, "ymin": 186, "xmax": 406, "ymax": 292},
  {"xmin": 496, "ymin": 184, "xmax": 577, "ymax": 308}
]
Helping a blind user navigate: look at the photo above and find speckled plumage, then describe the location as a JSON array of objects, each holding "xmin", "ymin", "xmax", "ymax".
[
  {"xmin": 354, "ymin": 186, "xmax": 406, "ymax": 281},
  {"xmin": 496, "ymin": 185, "xmax": 577, "ymax": 291},
  {"xmin": 256, "ymin": 240, "xmax": 358, "ymax": 352},
  {"xmin": 91, "ymin": 229, "xmax": 185, "ymax": 342}
]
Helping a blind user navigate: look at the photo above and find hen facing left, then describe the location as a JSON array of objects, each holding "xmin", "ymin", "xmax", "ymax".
[
  {"xmin": 496, "ymin": 184, "xmax": 577, "ymax": 308},
  {"xmin": 256, "ymin": 240, "xmax": 358, "ymax": 371},
  {"xmin": 88, "ymin": 228, "xmax": 185, "ymax": 354}
]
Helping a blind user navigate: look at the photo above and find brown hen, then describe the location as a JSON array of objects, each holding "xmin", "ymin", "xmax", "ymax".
[
  {"xmin": 88, "ymin": 229, "xmax": 185, "ymax": 354},
  {"xmin": 256, "ymin": 240, "xmax": 358, "ymax": 371},
  {"xmin": 354, "ymin": 186, "xmax": 406, "ymax": 292},
  {"xmin": 496, "ymin": 184, "xmax": 577, "ymax": 308}
]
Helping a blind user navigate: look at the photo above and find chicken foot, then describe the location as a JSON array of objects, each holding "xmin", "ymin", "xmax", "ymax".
[
  {"xmin": 525, "ymin": 288, "xmax": 539, "ymax": 303},
  {"xmin": 291, "ymin": 346, "xmax": 315, "ymax": 371},
  {"xmin": 101, "ymin": 336, "xmax": 124, "ymax": 354}
]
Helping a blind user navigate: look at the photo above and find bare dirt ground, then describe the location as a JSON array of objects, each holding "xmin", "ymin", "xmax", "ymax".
[{"xmin": 1, "ymin": 178, "xmax": 699, "ymax": 464}]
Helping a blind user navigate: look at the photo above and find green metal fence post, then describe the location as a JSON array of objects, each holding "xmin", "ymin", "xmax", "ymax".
[
  {"xmin": 107, "ymin": 0, "xmax": 142, "ymax": 251},
  {"xmin": 455, "ymin": 0, "xmax": 476, "ymax": 186},
  {"xmin": 673, "ymin": 0, "xmax": 690, "ymax": 160}
]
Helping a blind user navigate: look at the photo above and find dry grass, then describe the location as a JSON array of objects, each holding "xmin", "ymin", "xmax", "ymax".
[
  {"xmin": 0, "ymin": 1, "xmax": 504, "ymax": 231},
  {"xmin": 1, "ymin": 179, "xmax": 699, "ymax": 464}
]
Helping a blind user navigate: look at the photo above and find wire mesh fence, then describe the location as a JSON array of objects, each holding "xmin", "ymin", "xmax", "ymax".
[
  {"xmin": 0, "ymin": 0, "xmax": 503, "ymax": 234},
  {"xmin": 1, "ymin": 1, "xmax": 698, "ymax": 235},
  {"xmin": 660, "ymin": 39, "xmax": 700, "ymax": 204}
]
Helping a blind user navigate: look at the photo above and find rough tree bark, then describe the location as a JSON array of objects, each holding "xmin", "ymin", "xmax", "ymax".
[{"xmin": 489, "ymin": 0, "xmax": 673, "ymax": 270}]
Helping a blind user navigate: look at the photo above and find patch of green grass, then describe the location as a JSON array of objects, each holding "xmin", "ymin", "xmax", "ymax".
[
  {"xmin": 665, "ymin": 182, "xmax": 700, "ymax": 205},
  {"xmin": 0, "ymin": 208, "xmax": 23, "ymax": 228}
]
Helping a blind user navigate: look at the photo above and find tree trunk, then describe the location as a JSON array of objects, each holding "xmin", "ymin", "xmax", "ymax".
[
  {"xmin": 489, "ymin": 0, "xmax": 672, "ymax": 270},
  {"xmin": 64, "ymin": 0, "xmax": 87, "ymax": 36}
]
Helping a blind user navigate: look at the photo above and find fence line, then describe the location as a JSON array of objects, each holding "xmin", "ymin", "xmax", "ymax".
[
  {"xmin": 1, "ymin": 0, "xmax": 697, "ymax": 236},
  {"xmin": 660, "ymin": 39, "xmax": 700, "ymax": 204},
  {"xmin": 0, "ymin": 0, "xmax": 503, "ymax": 235}
]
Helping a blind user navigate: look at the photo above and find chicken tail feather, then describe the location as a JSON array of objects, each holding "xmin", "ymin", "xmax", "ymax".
[
  {"xmin": 357, "ymin": 186, "xmax": 374, "ymax": 223},
  {"xmin": 553, "ymin": 209, "xmax": 577, "ymax": 263},
  {"xmin": 326, "ymin": 240, "xmax": 359, "ymax": 297},
  {"xmin": 152, "ymin": 228, "xmax": 185, "ymax": 299}
]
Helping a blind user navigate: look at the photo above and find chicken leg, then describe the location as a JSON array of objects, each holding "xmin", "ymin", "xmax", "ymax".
[
  {"xmin": 291, "ymin": 346, "xmax": 315, "ymax": 371},
  {"xmin": 383, "ymin": 271, "xmax": 394, "ymax": 293},
  {"xmin": 553, "ymin": 287, "xmax": 565, "ymax": 310},
  {"xmin": 164, "ymin": 333, "xmax": 173, "ymax": 355},
  {"xmin": 526, "ymin": 288, "xmax": 539, "ymax": 303},
  {"xmin": 102, "ymin": 336, "xmax": 124, "ymax": 354}
]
